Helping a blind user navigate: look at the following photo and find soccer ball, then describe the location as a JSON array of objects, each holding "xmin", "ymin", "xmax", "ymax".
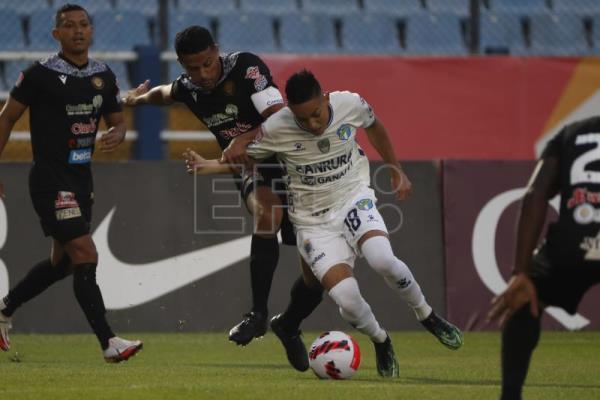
[{"xmin": 308, "ymin": 331, "xmax": 361, "ymax": 380}]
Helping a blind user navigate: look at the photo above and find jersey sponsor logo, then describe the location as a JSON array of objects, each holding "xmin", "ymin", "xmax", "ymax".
[
  {"xmin": 355, "ymin": 198, "xmax": 373, "ymax": 211},
  {"xmin": 55, "ymin": 191, "xmax": 78, "ymax": 209},
  {"xmin": 66, "ymin": 103, "xmax": 95, "ymax": 116},
  {"xmin": 254, "ymin": 75, "xmax": 268, "ymax": 91},
  {"xmin": 91, "ymin": 76, "xmax": 104, "ymax": 90},
  {"xmin": 245, "ymin": 66, "xmax": 260, "ymax": 80},
  {"xmin": 266, "ymin": 98, "xmax": 283, "ymax": 106},
  {"xmin": 220, "ymin": 122, "xmax": 253, "ymax": 139},
  {"xmin": 311, "ymin": 252, "xmax": 326, "ymax": 267},
  {"xmin": 567, "ymin": 188, "xmax": 600, "ymax": 208},
  {"xmin": 572, "ymin": 203, "xmax": 600, "ymax": 224},
  {"xmin": 317, "ymin": 138, "xmax": 330, "ymax": 153},
  {"xmin": 580, "ymin": 234, "xmax": 600, "ymax": 260},
  {"xmin": 337, "ymin": 124, "xmax": 352, "ymax": 141},
  {"xmin": 55, "ymin": 207, "xmax": 82, "ymax": 221},
  {"xmin": 69, "ymin": 148, "xmax": 92, "ymax": 164},
  {"xmin": 203, "ymin": 112, "xmax": 237, "ymax": 128},
  {"xmin": 71, "ymin": 118, "xmax": 97, "ymax": 135},
  {"xmin": 69, "ymin": 137, "xmax": 95, "ymax": 149},
  {"xmin": 245, "ymin": 66, "xmax": 268, "ymax": 91},
  {"xmin": 300, "ymin": 162, "xmax": 354, "ymax": 186},
  {"xmin": 296, "ymin": 151, "xmax": 353, "ymax": 174},
  {"xmin": 225, "ymin": 104, "xmax": 238, "ymax": 116},
  {"xmin": 303, "ymin": 239, "xmax": 314, "ymax": 255},
  {"xmin": 58, "ymin": 74, "xmax": 67, "ymax": 85},
  {"xmin": 293, "ymin": 143, "xmax": 306, "ymax": 152}
]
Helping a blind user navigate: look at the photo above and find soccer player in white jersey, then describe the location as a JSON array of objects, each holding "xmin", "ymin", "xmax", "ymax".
[{"xmin": 185, "ymin": 70, "xmax": 463, "ymax": 377}]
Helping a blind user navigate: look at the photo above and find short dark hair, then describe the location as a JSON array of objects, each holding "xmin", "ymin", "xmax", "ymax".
[
  {"xmin": 175, "ymin": 26, "xmax": 215, "ymax": 56},
  {"xmin": 55, "ymin": 4, "xmax": 90, "ymax": 27},
  {"xmin": 285, "ymin": 69, "xmax": 322, "ymax": 105}
]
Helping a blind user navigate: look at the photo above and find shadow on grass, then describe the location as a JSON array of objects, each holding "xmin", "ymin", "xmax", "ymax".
[{"xmin": 406, "ymin": 376, "xmax": 600, "ymax": 390}]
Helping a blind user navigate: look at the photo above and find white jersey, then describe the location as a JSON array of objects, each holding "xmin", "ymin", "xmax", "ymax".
[{"xmin": 247, "ymin": 91, "xmax": 376, "ymax": 226}]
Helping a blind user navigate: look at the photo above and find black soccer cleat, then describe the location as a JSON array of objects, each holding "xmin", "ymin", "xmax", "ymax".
[
  {"xmin": 270, "ymin": 313, "xmax": 309, "ymax": 372},
  {"xmin": 373, "ymin": 335, "xmax": 399, "ymax": 378},
  {"xmin": 420, "ymin": 311, "xmax": 463, "ymax": 350},
  {"xmin": 228, "ymin": 311, "xmax": 268, "ymax": 346}
]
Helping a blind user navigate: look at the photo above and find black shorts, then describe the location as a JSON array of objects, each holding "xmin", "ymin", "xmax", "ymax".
[
  {"xmin": 30, "ymin": 191, "xmax": 93, "ymax": 244},
  {"xmin": 237, "ymin": 160, "xmax": 296, "ymax": 246},
  {"xmin": 531, "ymin": 246, "xmax": 600, "ymax": 314}
]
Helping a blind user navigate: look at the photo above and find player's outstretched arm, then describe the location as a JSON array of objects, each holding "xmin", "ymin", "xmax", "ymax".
[
  {"xmin": 487, "ymin": 156, "xmax": 559, "ymax": 326},
  {"xmin": 122, "ymin": 81, "xmax": 174, "ymax": 107},
  {"xmin": 183, "ymin": 148, "xmax": 235, "ymax": 175},
  {"xmin": 0, "ymin": 96, "xmax": 28, "ymax": 197},
  {"xmin": 365, "ymin": 118, "xmax": 412, "ymax": 201},
  {"xmin": 99, "ymin": 112, "xmax": 127, "ymax": 152}
]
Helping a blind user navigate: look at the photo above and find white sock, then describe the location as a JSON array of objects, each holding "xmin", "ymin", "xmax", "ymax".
[
  {"xmin": 328, "ymin": 277, "xmax": 387, "ymax": 343},
  {"xmin": 362, "ymin": 236, "xmax": 432, "ymax": 321}
]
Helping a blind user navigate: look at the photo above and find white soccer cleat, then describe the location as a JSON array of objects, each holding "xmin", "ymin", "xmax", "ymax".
[
  {"xmin": 103, "ymin": 336, "xmax": 143, "ymax": 363},
  {"xmin": 0, "ymin": 312, "xmax": 11, "ymax": 352}
]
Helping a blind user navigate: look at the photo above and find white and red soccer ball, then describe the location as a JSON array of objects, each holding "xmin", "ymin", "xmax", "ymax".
[{"xmin": 308, "ymin": 331, "xmax": 361, "ymax": 380}]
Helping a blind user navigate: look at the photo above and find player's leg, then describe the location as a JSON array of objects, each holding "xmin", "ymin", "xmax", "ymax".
[
  {"xmin": 229, "ymin": 184, "xmax": 283, "ymax": 345},
  {"xmin": 271, "ymin": 256, "xmax": 323, "ymax": 371}
]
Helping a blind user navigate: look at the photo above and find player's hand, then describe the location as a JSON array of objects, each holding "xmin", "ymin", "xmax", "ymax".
[
  {"xmin": 391, "ymin": 168, "xmax": 412, "ymax": 201},
  {"xmin": 487, "ymin": 273, "xmax": 540, "ymax": 327},
  {"xmin": 121, "ymin": 79, "xmax": 150, "ymax": 106},
  {"xmin": 0, "ymin": 182, "xmax": 5, "ymax": 199},
  {"xmin": 221, "ymin": 137, "xmax": 250, "ymax": 165},
  {"xmin": 183, "ymin": 148, "xmax": 207, "ymax": 174},
  {"xmin": 99, "ymin": 127, "xmax": 126, "ymax": 152}
]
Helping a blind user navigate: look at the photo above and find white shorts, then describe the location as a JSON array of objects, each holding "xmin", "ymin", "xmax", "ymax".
[{"xmin": 296, "ymin": 187, "xmax": 388, "ymax": 282}]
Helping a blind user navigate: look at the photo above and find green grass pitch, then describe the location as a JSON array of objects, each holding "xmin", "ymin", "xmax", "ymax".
[{"xmin": 1, "ymin": 332, "xmax": 599, "ymax": 400}]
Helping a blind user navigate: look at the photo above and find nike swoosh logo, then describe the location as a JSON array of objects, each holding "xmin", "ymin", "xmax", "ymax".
[{"xmin": 94, "ymin": 208, "xmax": 252, "ymax": 310}]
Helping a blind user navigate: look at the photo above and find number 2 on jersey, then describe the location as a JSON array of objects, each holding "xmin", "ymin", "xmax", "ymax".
[{"xmin": 571, "ymin": 133, "xmax": 600, "ymax": 184}]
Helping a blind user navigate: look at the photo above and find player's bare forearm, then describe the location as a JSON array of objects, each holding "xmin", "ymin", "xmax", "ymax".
[
  {"xmin": 365, "ymin": 119, "xmax": 403, "ymax": 172},
  {"xmin": 124, "ymin": 84, "xmax": 174, "ymax": 107},
  {"xmin": 100, "ymin": 112, "xmax": 127, "ymax": 152}
]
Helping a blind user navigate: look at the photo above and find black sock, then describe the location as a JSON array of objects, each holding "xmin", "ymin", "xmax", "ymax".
[
  {"xmin": 500, "ymin": 305, "xmax": 541, "ymax": 400},
  {"xmin": 249, "ymin": 235, "xmax": 279, "ymax": 315},
  {"xmin": 279, "ymin": 276, "xmax": 323, "ymax": 332},
  {"xmin": 2, "ymin": 257, "xmax": 71, "ymax": 317},
  {"xmin": 72, "ymin": 263, "xmax": 115, "ymax": 350}
]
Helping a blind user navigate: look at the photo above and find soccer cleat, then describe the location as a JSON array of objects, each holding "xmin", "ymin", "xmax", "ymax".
[
  {"xmin": 270, "ymin": 313, "xmax": 309, "ymax": 372},
  {"xmin": 420, "ymin": 311, "xmax": 463, "ymax": 350},
  {"xmin": 373, "ymin": 335, "xmax": 399, "ymax": 378},
  {"xmin": 0, "ymin": 312, "xmax": 11, "ymax": 352},
  {"xmin": 228, "ymin": 311, "xmax": 268, "ymax": 346},
  {"xmin": 103, "ymin": 336, "xmax": 143, "ymax": 363}
]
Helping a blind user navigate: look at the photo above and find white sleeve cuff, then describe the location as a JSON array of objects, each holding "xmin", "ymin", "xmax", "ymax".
[{"xmin": 251, "ymin": 86, "xmax": 284, "ymax": 115}]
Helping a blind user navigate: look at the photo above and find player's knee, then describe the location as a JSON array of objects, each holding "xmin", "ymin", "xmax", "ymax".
[
  {"xmin": 254, "ymin": 205, "xmax": 283, "ymax": 235},
  {"xmin": 68, "ymin": 245, "xmax": 98, "ymax": 265},
  {"xmin": 328, "ymin": 278, "xmax": 367, "ymax": 319}
]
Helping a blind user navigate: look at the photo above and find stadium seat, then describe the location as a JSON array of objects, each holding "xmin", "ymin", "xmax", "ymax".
[
  {"xmin": 108, "ymin": 61, "xmax": 130, "ymax": 90},
  {"xmin": 302, "ymin": 0, "xmax": 360, "ymax": 16},
  {"xmin": 341, "ymin": 13, "xmax": 401, "ymax": 54},
  {"xmin": 3, "ymin": 60, "xmax": 34, "ymax": 90},
  {"xmin": 0, "ymin": 9, "xmax": 25, "ymax": 51},
  {"xmin": 216, "ymin": 14, "xmax": 277, "ymax": 53},
  {"xmin": 178, "ymin": 0, "xmax": 237, "ymax": 17},
  {"xmin": 479, "ymin": 11, "xmax": 525, "ymax": 54},
  {"xmin": 488, "ymin": 0, "xmax": 549, "ymax": 14},
  {"xmin": 240, "ymin": 0, "xmax": 299, "ymax": 15},
  {"xmin": 592, "ymin": 14, "xmax": 600, "ymax": 54},
  {"xmin": 553, "ymin": 0, "xmax": 600, "ymax": 15},
  {"xmin": 27, "ymin": 10, "xmax": 58, "ymax": 50},
  {"xmin": 114, "ymin": 0, "xmax": 160, "ymax": 17},
  {"xmin": 3, "ymin": 0, "xmax": 49, "ymax": 17},
  {"xmin": 363, "ymin": 0, "xmax": 423, "ymax": 17},
  {"xmin": 279, "ymin": 14, "xmax": 338, "ymax": 53},
  {"xmin": 168, "ymin": 11, "xmax": 211, "ymax": 49},
  {"xmin": 524, "ymin": 12, "xmax": 589, "ymax": 56},
  {"xmin": 92, "ymin": 11, "xmax": 152, "ymax": 51},
  {"xmin": 427, "ymin": 0, "xmax": 470, "ymax": 17},
  {"xmin": 52, "ymin": 0, "xmax": 113, "ymax": 14},
  {"xmin": 405, "ymin": 13, "xmax": 468, "ymax": 55}
]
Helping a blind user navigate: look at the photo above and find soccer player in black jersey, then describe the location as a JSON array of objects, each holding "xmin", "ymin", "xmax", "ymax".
[
  {"xmin": 123, "ymin": 26, "xmax": 323, "ymax": 350},
  {"xmin": 0, "ymin": 4, "xmax": 142, "ymax": 362},
  {"xmin": 488, "ymin": 117, "xmax": 600, "ymax": 400}
]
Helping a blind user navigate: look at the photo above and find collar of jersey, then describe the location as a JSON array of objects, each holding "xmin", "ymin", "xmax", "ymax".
[{"xmin": 294, "ymin": 104, "xmax": 334, "ymax": 134}]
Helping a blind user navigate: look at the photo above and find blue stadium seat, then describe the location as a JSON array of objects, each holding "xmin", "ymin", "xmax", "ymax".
[
  {"xmin": 341, "ymin": 14, "xmax": 401, "ymax": 54},
  {"xmin": 178, "ymin": 0, "xmax": 236, "ymax": 17},
  {"xmin": 52, "ymin": 0, "xmax": 113, "ymax": 14},
  {"xmin": 280, "ymin": 14, "xmax": 337, "ymax": 53},
  {"xmin": 168, "ymin": 61, "xmax": 185, "ymax": 82},
  {"xmin": 592, "ymin": 14, "xmax": 600, "ymax": 54},
  {"xmin": 108, "ymin": 61, "xmax": 130, "ymax": 90},
  {"xmin": 524, "ymin": 12, "xmax": 589, "ymax": 56},
  {"xmin": 303, "ymin": 0, "xmax": 360, "ymax": 16},
  {"xmin": 216, "ymin": 14, "xmax": 276, "ymax": 53},
  {"xmin": 363, "ymin": 0, "xmax": 423, "ymax": 17},
  {"xmin": 0, "ymin": 9, "xmax": 25, "ymax": 51},
  {"xmin": 28, "ymin": 10, "xmax": 57, "ymax": 50},
  {"xmin": 92, "ymin": 11, "xmax": 152, "ymax": 51},
  {"xmin": 168, "ymin": 11, "xmax": 211, "ymax": 49},
  {"xmin": 3, "ymin": 0, "xmax": 49, "ymax": 16},
  {"xmin": 4, "ymin": 60, "xmax": 34, "ymax": 90},
  {"xmin": 489, "ymin": 0, "xmax": 549, "ymax": 14},
  {"xmin": 115, "ymin": 0, "xmax": 160, "ymax": 17},
  {"xmin": 553, "ymin": 0, "xmax": 600, "ymax": 15},
  {"xmin": 427, "ymin": 0, "xmax": 470, "ymax": 17},
  {"xmin": 480, "ymin": 11, "xmax": 525, "ymax": 54},
  {"xmin": 405, "ymin": 13, "xmax": 468, "ymax": 55},
  {"xmin": 240, "ymin": 0, "xmax": 298, "ymax": 15}
]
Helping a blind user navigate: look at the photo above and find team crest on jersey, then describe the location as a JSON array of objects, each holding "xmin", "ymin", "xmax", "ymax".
[
  {"xmin": 303, "ymin": 239, "xmax": 313, "ymax": 255},
  {"xmin": 337, "ymin": 124, "xmax": 352, "ymax": 141},
  {"xmin": 222, "ymin": 80, "xmax": 235, "ymax": 96},
  {"xmin": 317, "ymin": 138, "xmax": 330, "ymax": 153},
  {"xmin": 91, "ymin": 76, "xmax": 104, "ymax": 90},
  {"xmin": 355, "ymin": 198, "xmax": 373, "ymax": 211}
]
